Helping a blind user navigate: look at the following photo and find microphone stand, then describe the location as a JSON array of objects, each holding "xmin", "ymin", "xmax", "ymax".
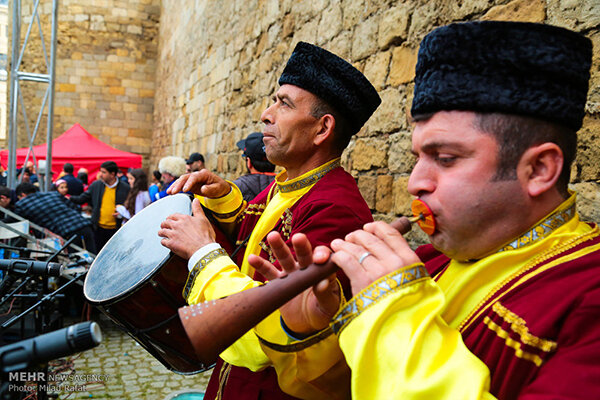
[{"xmin": 1, "ymin": 273, "xmax": 86, "ymax": 331}]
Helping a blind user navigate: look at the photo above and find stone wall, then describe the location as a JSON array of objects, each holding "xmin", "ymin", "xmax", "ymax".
[
  {"xmin": 11, "ymin": 0, "xmax": 159, "ymax": 168},
  {"xmin": 154, "ymin": 0, "xmax": 600, "ymax": 231}
]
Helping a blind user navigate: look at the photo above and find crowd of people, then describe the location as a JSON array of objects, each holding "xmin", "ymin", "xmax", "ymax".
[{"xmin": 0, "ymin": 135, "xmax": 275, "ymax": 256}]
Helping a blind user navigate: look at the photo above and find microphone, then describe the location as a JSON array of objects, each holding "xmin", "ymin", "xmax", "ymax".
[
  {"xmin": 0, "ymin": 259, "xmax": 63, "ymax": 277},
  {"xmin": 0, "ymin": 322, "xmax": 102, "ymax": 373}
]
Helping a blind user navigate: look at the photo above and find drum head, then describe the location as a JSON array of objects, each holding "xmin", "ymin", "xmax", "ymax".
[{"xmin": 84, "ymin": 194, "xmax": 192, "ymax": 304}]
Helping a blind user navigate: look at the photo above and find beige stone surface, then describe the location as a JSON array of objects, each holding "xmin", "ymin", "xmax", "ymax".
[{"xmin": 10, "ymin": 1, "xmax": 599, "ymax": 222}]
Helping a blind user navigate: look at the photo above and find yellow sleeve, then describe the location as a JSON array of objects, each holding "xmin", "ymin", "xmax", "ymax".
[
  {"xmin": 196, "ymin": 181, "xmax": 245, "ymax": 224},
  {"xmin": 184, "ymin": 249, "xmax": 270, "ymax": 371},
  {"xmin": 254, "ymin": 280, "xmax": 351, "ymax": 400},
  {"xmin": 335, "ymin": 264, "xmax": 496, "ymax": 400}
]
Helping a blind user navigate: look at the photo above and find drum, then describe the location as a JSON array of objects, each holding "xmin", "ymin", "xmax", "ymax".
[{"xmin": 84, "ymin": 194, "xmax": 230, "ymax": 374}]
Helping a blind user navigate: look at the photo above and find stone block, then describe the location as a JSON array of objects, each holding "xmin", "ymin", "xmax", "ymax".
[
  {"xmin": 482, "ymin": 0, "xmax": 546, "ymax": 22},
  {"xmin": 388, "ymin": 131, "xmax": 415, "ymax": 174},
  {"xmin": 58, "ymin": 83, "xmax": 77, "ymax": 92},
  {"xmin": 376, "ymin": 174, "xmax": 394, "ymax": 213},
  {"xmin": 358, "ymin": 175, "xmax": 377, "ymax": 209},
  {"xmin": 378, "ymin": 4, "xmax": 410, "ymax": 49},
  {"xmin": 576, "ymin": 115, "xmax": 600, "ymax": 181},
  {"xmin": 367, "ymin": 88, "xmax": 405, "ymax": 134},
  {"xmin": 351, "ymin": 138, "xmax": 389, "ymax": 170},
  {"xmin": 342, "ymin": 0, "xmax": 365, "ymax": 30},
  {"xmin": 388, "ymin": 45, "xmax": 418, "ymax": 86},
  {"xmin": 392, "ymin": 175, "xmax": 413, "ymax": 216},
  {"xmin": 363, "ymin": 50, "xmax": 391, "ymax": 91},
  {"xmin": 317, "ymin": 3, "xmax": 343, "ymax": 45},
  {"xmin": 352, "ymin": 14, "xmax": 379, "ymax": 60},
  {"xmin": 571, "ymin": 181, "xmax": 600, "ymax": 223}
]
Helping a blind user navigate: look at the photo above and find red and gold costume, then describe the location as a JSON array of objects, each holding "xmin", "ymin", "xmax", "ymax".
[
  {"xmin": 184, "ymin": 158, "xmax": 372, "ymax": 400},
  {"xmin": 331, "ymin": 193, "xmax": 600, "ymax": 399}
]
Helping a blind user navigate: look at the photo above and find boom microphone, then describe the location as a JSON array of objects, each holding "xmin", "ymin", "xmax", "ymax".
[
  {"xmin": 0, "ymin": 259, "xmax": 63, "ymax": 277},
  {"xmin": 0, "ymin": 322, "xmax": 102, "ymax": 373}
]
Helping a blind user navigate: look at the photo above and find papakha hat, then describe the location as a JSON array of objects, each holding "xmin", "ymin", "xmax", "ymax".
[
  {"xmin": 278, "ymin": 42, "xmax": 381, "ymax": 135},
  {"xmin": 411, "ymin": 21, "xmax": 592, "ymax": 131}
]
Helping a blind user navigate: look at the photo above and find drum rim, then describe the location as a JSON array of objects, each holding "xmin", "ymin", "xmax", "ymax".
[{"xmin": 83, "ymin": 194, "xmax": 192, "ymax": 304}]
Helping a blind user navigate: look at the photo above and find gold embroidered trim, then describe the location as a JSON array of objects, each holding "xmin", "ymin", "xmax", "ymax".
[
  {"xmin": 483, "ymin": 317, "xmax": 544, "ymax": 367},
  {"xmin": 498, "ymin": 202, "xmax": 576, "ymax": 252},
  {"xmin": 278, "ymin": 159, "xmax": 340, "ymax": 193},
  {"xmin": 459, "ymin": 226, "xmax": 600, "ymax": 333},
  {"xmin": 236, "ymin": 203, "xmax": 266, "ymax": 224},
  {"xmin": 182, "ymin": 248, "xmax": 229, "ymax": 301},
  {"xmin": 331, "ymin": 263, "xmax": 429, "ymax": 335},
  {"xmin": 259, "ymin": 240, "xmax": 275, "ymax": 263},
  {"xmin": 491, "ymin": 302, "xmax": 557, "ymax": 353},
  {"xmin": 257, "ymin": 326, "xmax": 334, "ymax": 353},
  {"xmin": 280, "ymin": 209, "xmax": 293, "ymax": 241},
  {"xmin": 216, "ymin": 361, "xmax": 232, "ymax": 400}
]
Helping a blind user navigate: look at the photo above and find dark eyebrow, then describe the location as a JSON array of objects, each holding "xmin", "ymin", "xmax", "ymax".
[
  {"xmin": 275, "ymin": 93, "xmax": 296, "ymax": 108},
  {"xmin": 413, "ymin": 141, "xmax": 472, "ymax": 155}
]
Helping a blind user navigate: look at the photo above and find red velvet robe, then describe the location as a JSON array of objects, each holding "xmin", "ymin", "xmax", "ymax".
[
  {"xmin": 205, "ymin": 166, "xmax": 372, "ymax": 400},
  {"xmin": 417, "ymin": 226, "xmax": 600, "ymax": 399}
]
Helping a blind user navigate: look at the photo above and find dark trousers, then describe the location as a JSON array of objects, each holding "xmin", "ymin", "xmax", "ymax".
[
  {"xmin": 94, "ymin": 226, "xmax": 118, "ymax": 253},
  {"xmin": 68, "ymin": 225, "xmax": 97, "ymax": 254}
]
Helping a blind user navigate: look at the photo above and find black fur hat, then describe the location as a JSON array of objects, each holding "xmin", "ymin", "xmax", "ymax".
[
  {"xmin": 279, "ymin": 42, "xmax": 381, "ymax": 135},
  {"xmin": 411, "ymin": 21, "xmax": 592, "ymax": 131}
]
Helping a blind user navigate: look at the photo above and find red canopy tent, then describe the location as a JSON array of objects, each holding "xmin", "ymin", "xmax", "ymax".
[{"xmin": 0, "ymin": 123, "xmax": 142, "ymax": 181}]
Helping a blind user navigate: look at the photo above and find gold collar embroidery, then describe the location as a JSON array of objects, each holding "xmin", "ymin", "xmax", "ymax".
[{"xmin": 277, "ymin": 158, "xmax": 341, "ymax": 193}]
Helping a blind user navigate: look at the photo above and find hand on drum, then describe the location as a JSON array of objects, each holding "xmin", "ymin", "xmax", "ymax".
[
  {"xmin": 330, "ymin": 221, "xmax": 421, "ymax": 296},
  {"xmin": 248, "ymin": 232, "xmax": 341, "ymax": 336},
  {"xmin": 159, "ymin": 198, "xmax": 217, "ymax": 259},
  {"xmin": 167, "ymin": 170, "xmax": 231, "ymax": 199}
]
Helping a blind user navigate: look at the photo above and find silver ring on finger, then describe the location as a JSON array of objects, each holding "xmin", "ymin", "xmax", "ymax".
[{"xmin": 358, "ymin": 252, "xmax": 372, "ymax": 265}]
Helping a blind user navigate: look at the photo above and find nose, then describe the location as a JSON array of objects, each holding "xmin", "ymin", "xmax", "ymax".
[
  {"xmin": 261, "ymin": 103, "xmax": 275, "ymax": 125},
  {"xmin": 407, "ymin": 159, "xmax": 436, "ymax": 197}
]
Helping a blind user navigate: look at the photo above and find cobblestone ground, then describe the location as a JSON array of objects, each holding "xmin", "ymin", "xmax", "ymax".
[{"xmin": 51, "ymin": 314, "xmax": 211, "ymax": 399}]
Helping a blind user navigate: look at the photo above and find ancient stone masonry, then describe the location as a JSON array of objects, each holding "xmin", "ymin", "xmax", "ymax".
[
  {"xmin": 154, "ymin": 0, "xmax": 599, "ymax": 237},
  {"xmin": 12, "ymin": 0, "xmax": 159, "ymax": 168}
]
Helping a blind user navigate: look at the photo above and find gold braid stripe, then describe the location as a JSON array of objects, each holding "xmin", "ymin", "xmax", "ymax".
[
  {"xmin": 280, "ymin": 209, "xmax": 293, "ymax": 241},
  {"xmin": 483, "ymin": 317, "xmax": 544, "ymax": 367},
  {"xmin": 491, "ymin": 302, "xmax": 557, "ymax": 353},
  {"xmin": 182, "ymin": 248, "xmax": 229, "ymax": 301},
  {"xmin": 331, "ymin": 263, "xmax": 429, "ymax": 335},
  {"xmin": 458, "ymin": 227, "xmax": 600, "ymax": 333},
  {"xmin": 278, "ymin": 159, "xmax": 340, "ymax": 193}
]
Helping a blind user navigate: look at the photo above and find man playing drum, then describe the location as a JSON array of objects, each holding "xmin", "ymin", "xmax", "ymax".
[
  {"xmin": 251, "ymin": 21, "xmax": 600, "ymax": 399},
  {"xmin": 159, "ymin": 42, "xmax": 380, "ymax": 399}
]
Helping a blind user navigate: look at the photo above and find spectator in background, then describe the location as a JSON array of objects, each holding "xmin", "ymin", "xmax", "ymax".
[
  {"xmin": 77, "ymin": 168, "xmax": 89, "ymax": 191},
  {"xmin": 155, "ymin": 156, "xmax": 186, "ymax": 200},
  {"xmin": 25, "ymin": 161, "xmax": 38, "ymax": 184},
  {"xmin": 148, "ymin": 170, "xmax": 162, "ymax": 202},
  {"xmin": 17, "ymin": 167, "xmax": 32, "ymax": 184},
  {"xmin": 53, "ymin": 179, "xmax": 69, "ymax": 197},
  {"xmin": 233, "ymin": 132, "xmax": 276, "ymax": 202},
  {"xmin": 69, "ymin": 161, "xmax": 130, "ymax": 251},
  {"xmin": 186, "ymin": 152, "xmax": 205, "ymax": 173},
  {"xmin": 15, "ymin": 182, "xmax": 96, "ymax": 253},
  {"xmin": 61, "ymin": 163, "xmax": 84, "ymax": 196},
  {"xmin": 115, "ymin": 168, "xmax": 151, "ymax": 222},
  {"xmin": 0, "ymin": 185, "xmax": 15, "ymax": 212},
  {"xmin": 0, "ymin": 165, "xmax": 7, "ymax": 186},
  {"xmin": 116, "ymin": 168, "xmax": 129, "ymax": 184}
]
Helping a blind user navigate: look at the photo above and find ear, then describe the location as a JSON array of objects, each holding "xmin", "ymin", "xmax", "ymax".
[
  {"xmin": 518, "ymin": 143, "xmax": 564, "ymax": 198},
  {"xmin": 313, "ymin": 114, "xmax": 336, "ymax": 146}
]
